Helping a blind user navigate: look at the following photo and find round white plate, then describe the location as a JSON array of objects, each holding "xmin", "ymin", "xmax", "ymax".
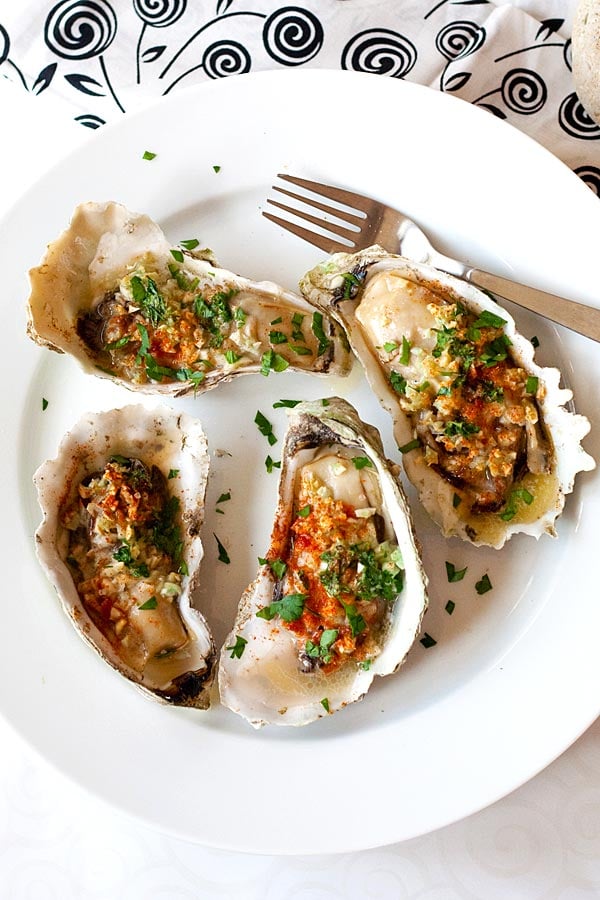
[{"xmin": 3, "ymin": 70, "xmax": 599, "ymax": 854}]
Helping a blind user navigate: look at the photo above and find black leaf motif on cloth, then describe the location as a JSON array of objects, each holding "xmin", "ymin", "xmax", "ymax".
[
  {"xmin": 444, "ymin": 71, "xmax": 471, "ymax": 92},
  {"xmin": 341, "ymin": 28, "xmax": 417, "ymax": 78},
  {"xmin": 133, "ymin": 0, "xmax": 187, "ymax": 28},
  {"xmin": 559, "ymin": 93, "xmax": 600, "ymax": 140},
  {"xmin": 436, "ymin": 21, "xmax": 485, "ymax": 60},
  {"xmin": 478, "ymin": 103, "xmax": 507, "ymax": 119},
  {"xmin": 574, "ymin": 164, "xmax": 600, "ymax": 196},
  {"xmin": 45, "ymin": 0, "xmax": 117, "ymax": 60},
  {"xmin": 0, "ymin": 22, "xmax": 9, "ymax": 65},
  {"xmin": 65, "ymin": 72, "xmax": 105, "ymax": 95},
  {"xmin": 74, "ymin": 112, "xmax": 106, "ymax": 128},
  {"xmin": 142, "ymin": 45, "xmax": 166, "ymax": 62},
  {"xmin": 203, "ymin": 39, "xmax": 250, "ymax": 78},
  {"xmin": 536, "ymin": 18, "xmax": 564, "ymax": 41},
  {"xmin": 263, "ymin": 7, "xmax": 323, "ymax": 66},
  {"xmin": 216, "ymin": 0, "xmax": 235, "ymax": 13},
  {"xmin": 501, "ymin": 68, "xmax": 547, "ymax": 114},
  {"xmin": 32, "ymin": 62, "xmax": 58, "ymax": 94},
  {"xmin": 425, "ymin": 0, "xmax": 489, "ymax": 19}
]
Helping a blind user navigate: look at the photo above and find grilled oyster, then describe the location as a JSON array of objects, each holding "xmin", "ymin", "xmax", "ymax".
[
  {"xmin": 27, "ymin": 201, "xmax": 350, "ymax": 395},
  {"xmin": 219, "ymin": 398, "xmax": 428, "ymax": 727},
  {"xmin": 33, "ymin": 405, "xmax": 215, "ymax": 707},
  {"xmin": 300, "ymin": 247, "xmax": 595, "ymax": 548}
]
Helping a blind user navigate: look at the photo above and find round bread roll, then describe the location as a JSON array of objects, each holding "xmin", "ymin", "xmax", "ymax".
[{"xmin": 573, "ymin": 0, "xmax": 600, "ymax": 125}]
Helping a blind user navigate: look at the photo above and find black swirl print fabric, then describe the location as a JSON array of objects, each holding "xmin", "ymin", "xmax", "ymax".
[{"xmin": 0, "ymin": 0, "xmax": 599, "ymax": 194}]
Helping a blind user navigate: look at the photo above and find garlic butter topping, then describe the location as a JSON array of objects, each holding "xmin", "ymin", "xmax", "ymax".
[{"xmin": 299, "ymin": 247, "xmax": 595, "ymax": 547}]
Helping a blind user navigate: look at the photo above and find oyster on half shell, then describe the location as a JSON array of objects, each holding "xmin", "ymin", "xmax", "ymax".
[
  {"xmin": 219, "ymin": 398, "xmax": 428, "ymax": 728},
  {"xmin": 300, "ymin": 247, "xmax": 595, "ymax": 548},
  {"xmin": 33, "ymin": 405, "xmax": 215, "ymax": 707},
  {"xmin": 27, "ymin": 201, "xmax": 350, "ymax": 396}
]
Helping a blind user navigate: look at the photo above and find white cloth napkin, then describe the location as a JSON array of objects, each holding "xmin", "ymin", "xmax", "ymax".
[{"xmin": 1, "ymin": 0, "xmax": 599, "ymax": 194}]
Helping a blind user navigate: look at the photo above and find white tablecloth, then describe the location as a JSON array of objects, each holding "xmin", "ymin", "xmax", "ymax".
[{"xmin": 1, "ymin": 3, "xmax": 599, "ymax": 895}]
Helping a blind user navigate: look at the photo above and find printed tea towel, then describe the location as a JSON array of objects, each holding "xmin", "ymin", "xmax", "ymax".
[{"xmin": 0, "ymin": 0, "xmax": 598, "ymax": 195}]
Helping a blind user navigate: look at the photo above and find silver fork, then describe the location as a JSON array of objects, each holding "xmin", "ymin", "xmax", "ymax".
[{"xmin": 263, "ymin": 174, "xmax": 600, "ymax": 343}]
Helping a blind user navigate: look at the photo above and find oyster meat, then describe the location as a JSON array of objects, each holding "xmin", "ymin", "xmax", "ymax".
[
  {"xmin": 300, "ymin": 248, "xmax": 595, "ymax": 548},
  {"xmin": 34, "ymin": 405, "xmax": 215, "ymax": 707},
  {"xmin": 219, "ymin": 398, "xmax": 428, "ymax": 727},
  {"xmin": 27, "ymin": 201, "xmax": 350, "ymax": 396}
]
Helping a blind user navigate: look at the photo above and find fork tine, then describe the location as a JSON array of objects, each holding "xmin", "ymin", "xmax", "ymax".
[
  {"xmin": 262, "ymin": 211, "xmax": 352, "ymax": 255},
  {"xmin": 272, "ymin": 185, "xmax": 364, "ymax": 227},
  {"xmin": 277, "ymin": 174, "xmax": 373, "ymax": 214},
  {"xmin": 266, "ymin": 198, "xmax": 359, "ymax": 243}
]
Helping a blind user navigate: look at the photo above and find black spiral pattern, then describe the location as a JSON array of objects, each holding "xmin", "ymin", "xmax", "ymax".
[
  {"xmin": 501, "ymin": 68, "xmax": 547, "ymax": 115},
  {"xmin": 563, "ymin": 38, "xmax": 572, "ymax": 73},
  {"xmin": 574, "ymin": 164, "xmax": 600, "ymax": 196},
  {"xmin": 44, "ymin": 0, "xmax": 117, "ymax": 60},
  {"xmin": 435, "ymin": 21, "xmax": 485, "ymax": 61},
  {"xmin": 559, "ymin": 93, "xmax": 600, "ymax": 140},
  {"xmin": 263, "ymin": 7, "xmax": 323, "ymax": 66},
  {"xmin": 0, "ymin": 24, "xmax": 9, "ymax": 65},
  {"xmin": 202, "ymin": 40, "xmax": 250, "ymax": 78},
  {"xmin": 133, "ymin": 0, "xmax": 187, "ymax": 28},
  {"xmin": 341, "ymin": 28, "xmax": 417, "ymax": 78}
]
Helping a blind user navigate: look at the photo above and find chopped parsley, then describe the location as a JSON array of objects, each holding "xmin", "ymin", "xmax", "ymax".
[
  {"xmin": 399, "ymin": 335, "xmax": 411, "ymax": 365},
  {"xmin": 168, "ymin": 469, "xmax": 179, "ymax": 479},
  {"xmin": 383, "ymin": 341, "xmax": 398, "ymax": 353},
  {"xmin": 42, "ymin": 397, "xmax": 49, "ymax": 411},
  {"xmin": 444, "ymin": 419, "xmax": 480, "ymax": 437},
  {"xmin": 398, "ymin": 439, "xmax": 420, "ymax": 454},
  {"xmin": 297, "ymin": 504, "xmax": 311, "ymax": 517},
  {"xmin": 526, "ymin": 375, "xmax": 539, "ymax": 395},
  {"xmin": 446, "ymin": 561, "xmax": 467, "ymax": 583},
  {"xmin": 306, "ymin": 629, "xmax": 339, "ymax": 664},
  {"xmin": 256, "ymin": 593, "xmax": 306, "ymax": 622},
  {"xmin": 352, "ymin": 456, "xmax": 372, "ymax": 470},
  {"xmin": 142, "ymin": 150, "xmax": 156, "ymax": 160},
  {"xmin": 475, "ymin": 573, "xmax": 493, "ymax": 595},
  {"xmin": 390, "ymin": 371, "xmax": 407, "ymax": 395},
  {"xmin": 138, "ymin": 596, "xmax": 158, "ymax": 610},
  {"xmin": 217, "ymin": 492, "xmax": 231, "ymax": 504},
  {"xmin": 113, "ymin": 542, "xmax": 150, "ymax": 578},
  {"xmin": 500, "ymin": 487, "xmax": 534, "ymax": 521},
  {"xmin": 320, "ymin": 697, "xmax": 330, "ymax": 712},
  {"xmin": 260, "ymin": 349, "xmax": 289, "ymax": 375},
  {"xmin": 531, "ymin": 335, "xmax": 540, "ymax": 348},
  {"xmin": 130, "ymin": 275, "xmax": 167, "ymax": 326},
  {"xmin": 214, "ymin": 533, "xmax": 230, "ymax": 564},
  {"xmin": 269, "ymin": 329, "xmax": 288, "ymax": 345},
  {"xmin": 342, "ymin": 601, "xmax": 366, "ymax": 637},
  {"xmin": 265, "ymin": 455, "xmax": 281, "ymax": 473},
  {"xmin": 170, "ymin": 248, "xmax": 184, "ymax": 263},
  {"xmin": 255, "ymin": 410, "xmax": 277, "ymax": 445},
  {"xmin": 420, "ymin": 633, "xmax": 437, "ymax": 648},
  {"xmin": 213, "ymin": 164, "xmax": 221, "ymax": 173},
  {"xmin": 226, "ymin": 635, "xmax": 247, "ymax": 658},
  {"xmin": 179, "ymin": 238, "xmax": 200, "ymax": 251},
  {"xmin": 311, "ymin": 312, "xmax": 330, "ymax": 357},
  {"xmin": 472, "ymin": 310, "xmax": 507, "ymax": 329},
  {"xmin": 273, "ymin": 399, "xmax": 301, "ymax": 409},
  {"xmin": 445, "ymin": 600, "xmax": 456, "ymax": 615}
]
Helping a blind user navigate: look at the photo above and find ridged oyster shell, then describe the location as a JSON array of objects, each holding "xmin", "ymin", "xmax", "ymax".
[
  {"xmin": 219, "ymin": 397, "xmax": 428, "ymax": 727},
  {"xmin": 27, "ymin": 201, "xmax": 350, "ymax": 396},
  {"xmin": 300, "ymin": 247, "xmax": 595, "ymax": 548},
  {"xmin": 33, "ymin": 405, "xmax": 215, "ymax": 707}
]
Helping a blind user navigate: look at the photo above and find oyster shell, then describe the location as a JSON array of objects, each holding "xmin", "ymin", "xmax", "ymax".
[
  {"xmin": 27, "ymin": 201, "xmax": 350, "ymax": 396},
  {"xmin": 33, "ymin": 405, "xmax": 215, "ymax": 707},
  {"xmin": 219, "ymin": 397, "xmax": 428, "ymax": 727},
  {"xmin": 300, "ymin": 247, "xmax": 595, "ymax": 548}
]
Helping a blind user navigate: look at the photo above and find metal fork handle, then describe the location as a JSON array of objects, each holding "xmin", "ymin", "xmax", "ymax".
[{"xmin": 428, "ymin": 250, "xmax": 600, "ymax": 342}]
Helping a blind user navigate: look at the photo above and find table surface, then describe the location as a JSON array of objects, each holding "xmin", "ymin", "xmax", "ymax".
[{"xmin": 1, "ymin": 20, "xmax": 599, "ymax": 897}]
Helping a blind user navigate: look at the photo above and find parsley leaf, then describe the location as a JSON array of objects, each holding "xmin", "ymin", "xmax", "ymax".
[
  {"xmin": 256, "ymin": 593, "xmax": 306, "ymax": 622},
  {"xmin": 226, "ymin": 635, "xmax": 247, "ymax": 659},
  {"xmin": 446, "ymin": 561, "xmax": 467, "ymax": 582}
]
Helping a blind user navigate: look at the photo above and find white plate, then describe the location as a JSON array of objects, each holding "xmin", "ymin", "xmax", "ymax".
[{"xmin": 2, "ymin": 70, "xmax": 599, "ymax": 855}]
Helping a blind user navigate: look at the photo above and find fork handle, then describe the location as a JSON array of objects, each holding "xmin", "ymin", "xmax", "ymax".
[{"xmin": 460, "ymin": 266, "xmax": 600, "ymax": 343}]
